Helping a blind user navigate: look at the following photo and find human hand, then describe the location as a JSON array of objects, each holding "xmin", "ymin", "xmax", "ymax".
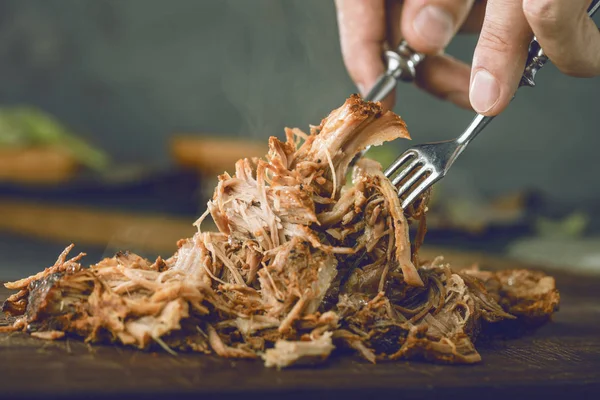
[{"xmin": 334, "ymin": 0, "xmax": 600, "ymax": 116}]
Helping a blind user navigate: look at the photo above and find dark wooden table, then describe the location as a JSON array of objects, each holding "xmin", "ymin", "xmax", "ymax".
[{"xmin": 1, "ymin": 248, "xmax": 599, "ymax": 400}]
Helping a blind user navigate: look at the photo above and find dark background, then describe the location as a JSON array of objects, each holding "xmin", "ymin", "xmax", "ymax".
[{"xmin": 1, "ymin": 0, "xmax": 600, "ymax": 278}]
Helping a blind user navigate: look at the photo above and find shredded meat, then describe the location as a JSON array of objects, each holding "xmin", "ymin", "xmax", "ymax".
[
  {"xmin": 1, "ymin": 95, "xmax": 559, "ymax": 368},
  {"xmin": 262, "ymin": 332, "xmax": 336, "ymax": 369}
]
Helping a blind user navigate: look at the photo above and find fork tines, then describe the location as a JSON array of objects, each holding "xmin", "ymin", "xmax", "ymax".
[{"xmin": 384, "ymin": 150, "xmax": 439, "ymax": 209}]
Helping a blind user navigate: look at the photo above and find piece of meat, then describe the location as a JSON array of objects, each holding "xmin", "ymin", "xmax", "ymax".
[
  {"xmin": 353, "ymin": 158, "xmax": 424, "ymax": 287},
  {"xmin": 1, "ymin": 95, "xmax": 560, "ymax": 368},
  {"xmin": 463, "ymin": 267, "xmax": 560, "ymax": 324},
  {"xmin": 31, "ymin": 330, "xmax": 65, "ymax": 340},
  {"xmin": 4, "ymin": 244, "xmax": 84, "ymax": 291},
  {"xmin": 262, "ymin": 332, "xmax": 335, "ymax": 369},
  {"xmin": 292, "ymin": 94, "xmax": 411, "ymax": 198}
]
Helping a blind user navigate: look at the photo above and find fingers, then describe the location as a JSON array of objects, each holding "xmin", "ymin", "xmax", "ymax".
[
  {"xmin": 469, "ymin": 0, "xmax": 532, "ymax": 116},
  {"xmin": 459, "ymin": 0, "xmax": 487, "ymax": 33},
  {"xmin": 335, "ymin": 0, "xmax": 396, "ymax": 109},
  {"xmin": 523, "ymin": 0, "xmax": 600, "ymax": 77},
  {"xmin": 400, "ymin": 0, "xmax": 476, "ymax": 54},
  {"xmin": 384, "ymin": 0, "xmax": 404, "ymax": 53},
  {"xmin": 415, "ymin": 54, "xmax": 473, "ymax": 109}
]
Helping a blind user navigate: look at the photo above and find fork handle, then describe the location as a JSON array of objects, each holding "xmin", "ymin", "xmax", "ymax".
[
  {"xmin": 456, "ymin": 0, "xmax": 600, "ymax": 146},
  {"xmin": 364, "ymin": 41, "xmax": 424, "ymax": 102}
]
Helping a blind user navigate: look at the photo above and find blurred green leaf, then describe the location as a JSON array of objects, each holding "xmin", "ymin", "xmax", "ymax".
[
  {"xmin": 535, "ymin": 211, "xmax": 589, "ymax": 239},
  {"xmin": 0, "ymin": 106, "xmax": 109, "ymax": 171},
  {"xmin": 363, "ymin": 145, "xmax": 397, "ymax": 168}
]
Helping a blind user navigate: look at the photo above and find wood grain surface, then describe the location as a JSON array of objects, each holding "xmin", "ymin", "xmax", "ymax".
[{"xmin": 1, "ymin": 249, "xmax": 599, "ymax": 400}]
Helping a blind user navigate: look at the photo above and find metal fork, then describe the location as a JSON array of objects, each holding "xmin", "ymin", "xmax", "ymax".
[{"xmin": 362, "ymin": 1, "xmax": 600, "ymax": 209}]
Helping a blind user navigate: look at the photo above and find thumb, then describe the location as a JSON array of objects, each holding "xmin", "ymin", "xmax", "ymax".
[{"xmin": 469, "ymin": 0, "xmax": 532, "ymax": 115}]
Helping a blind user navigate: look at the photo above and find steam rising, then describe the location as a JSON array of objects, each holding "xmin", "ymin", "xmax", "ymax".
[{"xmin": 220, "ymin": 0, "xmax": 350, "ymax": 141}]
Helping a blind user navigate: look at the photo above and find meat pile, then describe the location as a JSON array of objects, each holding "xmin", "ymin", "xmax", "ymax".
[{"xmin": 1, "ymin": 95, "xmax": 559, "ymax": 368}]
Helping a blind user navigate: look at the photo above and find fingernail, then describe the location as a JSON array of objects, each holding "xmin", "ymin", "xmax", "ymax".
[
  {"xmin": 413, "ymin": 5, "xmax": 454, "ymax": 49},
  {"xmin": 470, "ymin": 70, "xmax": 500, "ymax": 113}
]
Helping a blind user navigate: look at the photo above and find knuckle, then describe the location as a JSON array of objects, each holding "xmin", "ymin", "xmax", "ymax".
[
  {"xmin": 477, "ymin": 21, "xmax": 513, "ymax": 54},
  {"xmin": 559, "ymin": 69, "xmax": 586, "ymax": 78},
  {"xmin": 522, "ymin": 0, "xmax": 559, "ymax": 23},
  {"xmin": 555, "ymin": 62, "xmax": 597, "ymax": 78}
]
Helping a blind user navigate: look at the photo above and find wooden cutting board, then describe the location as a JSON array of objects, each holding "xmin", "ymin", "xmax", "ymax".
[{"xmin": 1, "ymin": 248, "xmax": 599, "ymax": 400}]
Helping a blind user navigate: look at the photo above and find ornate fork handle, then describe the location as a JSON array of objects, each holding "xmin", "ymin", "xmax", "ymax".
[
  {"xmin": 364, "ymin": 41, "xmax": 424, "ymax": 102},
  {"xmin": 456, "ymin": 0, "xmax": 600, "ymax": 148}
]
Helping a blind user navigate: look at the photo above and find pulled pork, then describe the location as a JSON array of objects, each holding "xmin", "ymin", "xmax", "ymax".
[{"xmin": 1, "ymin": 95, "xmax": 559, "ymax": 368}]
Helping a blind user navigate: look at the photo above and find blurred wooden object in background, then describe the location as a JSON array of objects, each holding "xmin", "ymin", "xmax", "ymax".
[
  {"xmin": 170, "ymin": 135, "xmax": 267, "ymax": 176},
  {"xmin": 0, "ymin": 147, "xmax": 78, "ymax": 185},
  {"xmin": 0, "ymin": 200, "xmax": 197, "ymax": 255}
]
